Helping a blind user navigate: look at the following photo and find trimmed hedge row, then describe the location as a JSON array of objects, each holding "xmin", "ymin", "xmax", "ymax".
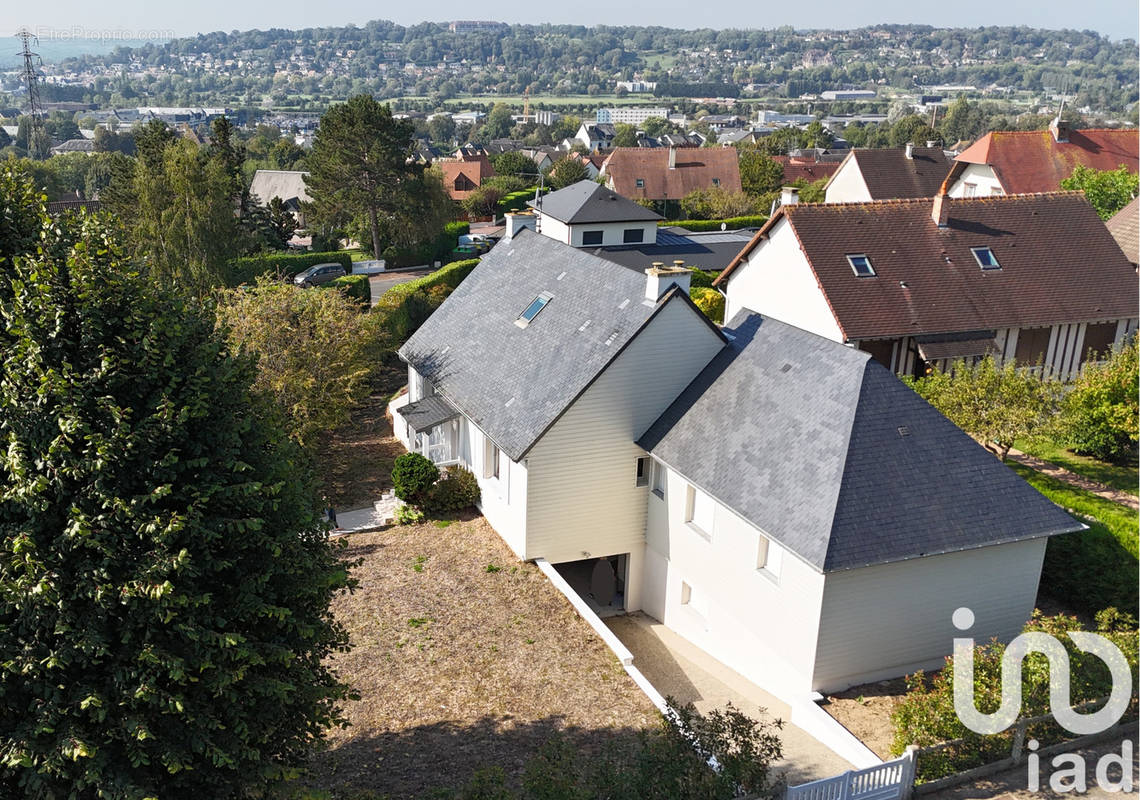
[
  {"xmin": 383, "ymin": 221, "xmax": 471, "ymax": 269},
  {"xmin": 226, "ymin": 251, "xmax": 352, "ymax": 286},
  {"xmin": 661, "ymin": 214, "xmax": 769, "ymax": 232},
  {"xmin": 498, "ymin": 187, "xmax": 546, "ymax": 214},
  {"xmin": 318, "ymin": 274, "xmax": 371, "ymax": 304},
  {"xmin": 374, "ymin": 258, "xmax": 480, "ymax": 342}
]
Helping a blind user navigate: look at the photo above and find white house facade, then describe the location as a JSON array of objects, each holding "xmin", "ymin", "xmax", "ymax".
[{"xmin": 393, "ymin": 230, "xmax": 1084, "ymax": 701}]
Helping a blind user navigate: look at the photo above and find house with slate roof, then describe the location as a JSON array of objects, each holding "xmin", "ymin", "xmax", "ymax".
[
  {"xmin": 824, "ymin": 145, "xmax": 951, "ymax": 203},
  {"xmin": 945, "ymin": 120, "xmax": 1139, "ymax": 198},
  {"xmin": 715, "ymin": 191, "xmax": 1138, "ymax": 379},
  {"xmin": 389, "ymin": 229, "xmax": 1083, "ymax": 697}
]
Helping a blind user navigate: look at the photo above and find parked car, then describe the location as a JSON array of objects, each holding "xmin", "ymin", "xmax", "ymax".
[{"xmin": 293, "ymin": 263, "xmax": 346, "ymax": 288}]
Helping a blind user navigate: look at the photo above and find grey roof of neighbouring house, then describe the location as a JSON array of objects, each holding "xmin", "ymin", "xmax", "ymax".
[
  {"xmin": 528, "ymin": 180, "xmax": 662, "ymax": 225},
  {"xmin": 638, "ymin": 312, "xmax": 1084, "ymax": 572},
  {"xmin": 591, "ymin": 230, "xmax": 754, "ymax": 274},
  {"xmin": 249, "ymin": 169, "xmax": 311, "ymax": 206},
  {"xmin": 399, "ymin": 229, "xmax": 703, "ymax": 460}
]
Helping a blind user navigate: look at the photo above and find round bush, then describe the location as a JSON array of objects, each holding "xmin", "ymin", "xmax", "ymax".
[
  {"xmin": 392, "ymin": 452, "xmax": 439, "ymax": 507},
  {"xmin": 426, "ymin": 466, "xmax": 481, "ymax": 514}
]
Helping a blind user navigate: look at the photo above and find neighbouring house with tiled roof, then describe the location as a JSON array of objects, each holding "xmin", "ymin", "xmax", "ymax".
[
  {"xmin": 772, "ymin": 154, "xmax": 843, "ymax": 186},
  {"xmin": 945, "ymin": 120, "xmax": 1139, "ymax": 198},
  {"xmin": 602, "ymin": 147, "xmax": 743, "ymax": 203},
  {"xmin": 824, "ymin": 145, "xmax": 951, "ymax": 202},
  {"xmin": 389, "ymin": 229, "xmax": 1082, "ymax": 704},
  {"xmin": 715, "ymin": 191, "xmax": 1138, "ymax": 379},
  {"xmin": 1106, "ymin": 197, "xmax": 1138, "ymax": 267},
  {"xmin": 438, "ymin": 154, "xmax": 495, "ymax": 202}
]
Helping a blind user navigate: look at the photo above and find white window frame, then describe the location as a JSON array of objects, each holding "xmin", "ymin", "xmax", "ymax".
[
  {"xmin": 635, "ymin": 456, "xmax": 649, "ymax": 487},
  {"xmin": 846, "ymin": 253, "xmax": 875, "ymax": 277},
  {"xmin": 971, "ymin": 246, "xmax": 1001, "ymax": 270},
  {"xmin": 684, "ymin": 484, "xmax": 714, "ymax": 539},
  {"xmin": 650, "ymin": 459, "xmax": 666, "ymax": 499},
  {"xmin": 483, "ymin": 437, "xmax": 500, "ymax": 480},
  {"xmin": 963, "ymin": 182, "xmax": 977, "ymax": 197}
]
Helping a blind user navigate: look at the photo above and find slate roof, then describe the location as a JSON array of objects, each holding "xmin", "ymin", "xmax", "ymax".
[
  {"xmin": 249, "ymin": 169, "xmax": 311, "ymax": 206},
  {"xmin": 716, "ymin": 192, "xmax": 1138, "ymax": 341},
  {"xmin": 397, "ymin": 394, "xmax": 459, "ymax": 434},
  {"xmin": 604, "ymin": 147, "xmax": 743, "ymax": 200},
  {"xmin": 528, "ymin": 180, "xmax": 662, "ymax": 224},
  {"xmin": 638, "ymin": 313, "xmax": 1084, "ymax": 572},
  {"xmin": 843, "ymin": 147, "xmax": 951, "ymax": 199},
  {"xmin": 1106, "ymin": 197, "xmax": 1139, "ymax": 265},
  {"xmin": 954, "ymin": 129, "xmax": 1139, "ymax": 193},
  {"xmin": 399, "ymin": 230, "xmax": 696, "ymax": 461},
  {"xmin": 591, "ymin": 230, "xmax": 754, "ymax": 274}
]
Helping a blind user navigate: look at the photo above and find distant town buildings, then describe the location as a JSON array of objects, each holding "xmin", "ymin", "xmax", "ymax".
[
  {"xmin": 447, "ymin": 21, "xmax": 508, "ymax": 34},
  {"xmin": 595, "ymin": 107, "xmax": 671, "ymax": 126},
  {"xmin": 820, "ymin": 90, "xmax": 877, "ymax": 101},
  {"xmin": 615, "ymin": 81, "xmax": 658, "ymax": 94}
]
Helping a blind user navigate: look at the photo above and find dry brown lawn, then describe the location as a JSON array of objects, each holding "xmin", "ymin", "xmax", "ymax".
[
  {"xmin": 318, "ymin": 380, "xmax": 407, "ymax": 510},
  {"xmin": 304, "ymin": 516, "xmax": 660, "ymax": 798}
]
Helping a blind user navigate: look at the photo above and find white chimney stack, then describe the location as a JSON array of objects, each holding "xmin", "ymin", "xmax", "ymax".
[
  {"xmin": 926, "ymin": 140, "xmax": 938, "ymax": 148},
  {"xmin": 780, "ymin": 186, "xmax": 800, "ymax": 207},
  {"xmin": 905, "ymin": 142, "xmax": 914, "ymax": 159},
  {"xmin": 668, "ymin": 146, "xmax": 677, "ymax": 169},
  {"xmin": 645, "ymin": 261, "xmax": 691, "ymax": 301}
]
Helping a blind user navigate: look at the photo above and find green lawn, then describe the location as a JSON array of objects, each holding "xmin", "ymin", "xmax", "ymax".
[
  {"xmin": 1008, "ymin": 461, "xmax": 1139, "ymax": 616},
  {"xmin": 1016, "ymin": 438, "xmax": 1138, "ymax": 496}
]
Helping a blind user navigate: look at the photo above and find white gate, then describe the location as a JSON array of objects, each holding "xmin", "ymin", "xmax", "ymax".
[{"xmin": 786, "ymin": 748, "xmax": 916, "ymax": 800}]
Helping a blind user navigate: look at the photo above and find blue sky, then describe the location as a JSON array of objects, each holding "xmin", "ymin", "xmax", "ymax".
[{"xmin": 2, "ymin": 0, "xmax": 1137, "ymax": 43}]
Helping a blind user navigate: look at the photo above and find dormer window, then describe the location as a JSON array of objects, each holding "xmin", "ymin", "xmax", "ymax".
[
  {"xmin": 847, "ymin": 254, "xmax": 876, "ymax": 277},
  {"xmin": 516, "ymin": 292, "xmax": 552, "ymax": 327},
  {"xmin": 971, "ymin": 247, "xmax": 1001, "ymax": 270}
]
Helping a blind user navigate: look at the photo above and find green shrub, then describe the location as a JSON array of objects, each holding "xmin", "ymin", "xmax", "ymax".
[
  {"xmin": 427, "ymin": 466, "xmax": 481, "ymax": 514},
  {"xmin": 395, "ymin": 504, "xmax": 426, "ymax": 526},
  {"xmin": 1060, "ymin": 338, "xmax": 1138, "ymax": 464},
  {"xmin": 373, "ymin": 258, "xmax": 480, "ymax": 343},
  {"xmin": 661, "ymin": 214, "xmax": 768, "ymax": 232},
  {"xmin": 690, "ymin": 286, "xmax": 725, "ymax": 324},
  {"xmin": 891, "ymin": 611, "xmax": 1139, "ymax": 782},
  {"xmin": 318, "ymin": 273, "xmax": 370, "ymax": 303},
  {"xmin": 392, "ymin": 452, "xmax": 439, "ymax": 507},
  {"xmin": 377, "ymin": 221, "xmax": 471, "ymax": 269},
  {"xmin": 498, "ymin": 187, "xmax": 546, "ymax": 214},
  {"xmin": 226, "ymin": 250, "xmax": 351, "ymax": 286},
  {"xmin": 688, "ymin": 269, "xmax": 717, "ymax": 289}
]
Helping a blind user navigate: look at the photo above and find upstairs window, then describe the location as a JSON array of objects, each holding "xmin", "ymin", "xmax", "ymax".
[
  {"xmin": 846, "ymin": 254, "xmax": 876, "ymax": 277},
  {"xmin": 635, "ymin": 457, "xmax": 649, "ymax": 487},
  {"xmin": 581, "ymin": 230, "xmax": 604, "ymax": 246},
  {"xmin": 623, "ymin": 228, "xmax": 645, "ymax": 244},
  {"xmin": 971, "ymin": 247, "xmax": 1001, "ymax": 270},
  {"xmin": 516, "ymin": 292, "xmax": 553, "ymax": 327}
]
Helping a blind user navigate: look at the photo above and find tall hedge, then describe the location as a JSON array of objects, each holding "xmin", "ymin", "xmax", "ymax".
[
  {"xmin": 498, "ymin": 187, "xmax": 546, "ymax": 214},
  {"xmin": 318, "ymin": 273, "xmax": 371, "ymax": 304},
  {"xmin": 661, "ymin": 215, "xmax": 768, "ymax": 232},
  {"xmin": 226, "ymin": 251, "xmax": 352, "ymax": 286},
  {"xmin": 383, "ymin": 221, "xmax": 470, "ymax": 268},
  {"xmin": 373, "ymin": 258, "xmax": 480, "ymax": 343}
]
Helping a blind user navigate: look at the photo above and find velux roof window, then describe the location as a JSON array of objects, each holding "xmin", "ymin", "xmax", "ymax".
[
  {"xmin": 971, "ymin": 247, "xmax": 1001, "ymax": 270},
  {"xmin": 516, "ymin": 292, "xmax": 553, "ymax": 327},
  {"xmin": 846, "ymin": 254, "xmax": 876, "ymax": 277}
]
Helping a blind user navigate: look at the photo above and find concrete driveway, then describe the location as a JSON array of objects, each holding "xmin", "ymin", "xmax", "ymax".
[
  {"xmin": 369, "ymin": 269, "xmax": 432, "ymax": 306},
  {"xmin": 606, "ymin": 613, "xmax": 854, "ymax": 786}
]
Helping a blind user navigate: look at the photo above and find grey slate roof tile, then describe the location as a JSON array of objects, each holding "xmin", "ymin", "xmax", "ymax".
[
  {"xmin": 639, "ymin": 312, "xmax": 1084, "ymax": 572},
  {"xmin": 528, "ymin": 180, "xmax": 662, "ymax": 225}
]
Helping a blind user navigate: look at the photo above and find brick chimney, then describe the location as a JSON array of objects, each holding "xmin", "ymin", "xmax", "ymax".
[
  {"xmin": 645, "ymin": 261, "xmax": 691, "ymax": 301},
  {"xmin": 668, "ymin": 146, "xmax": 677, "ymax": 169},
  {"xmin": 905, "ymin": 142, "xmax": 914, "ymax": 159},
  {"xmin": 932, "ymin": 190, "xmax": 949, "ymax": 228}
]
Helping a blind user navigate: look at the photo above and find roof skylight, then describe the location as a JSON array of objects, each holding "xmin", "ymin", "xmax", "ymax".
[
  {"xmin": 846, "ymin": 254, "xmax": 876, "ymax": 277},
  {"xmin": 971, "ymin": 247, "xmax": 1001, "ymax": 270},
  {"xmin": 516, "ymin": 292, "xmax": 553, "ymax": 327}
]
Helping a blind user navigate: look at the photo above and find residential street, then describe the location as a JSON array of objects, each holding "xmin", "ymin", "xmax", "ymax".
[{"xmin": 369, "ymin": 268, "xmax": 432, "ymax": 306}]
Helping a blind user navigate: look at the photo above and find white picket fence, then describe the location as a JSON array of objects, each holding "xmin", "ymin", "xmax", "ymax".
[{"xmin": 786, "ymin": 747, "xmax": 917, "ymax": 800}]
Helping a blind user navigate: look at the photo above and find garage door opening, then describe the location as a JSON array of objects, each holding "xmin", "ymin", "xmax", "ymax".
[{"xmin": 553, "ymin": 555, "xmax": 628, "ymax": 618}]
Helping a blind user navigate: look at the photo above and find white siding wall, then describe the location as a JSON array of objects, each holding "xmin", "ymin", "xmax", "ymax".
[
  {"xmin": 523, "ymin": 299, "xmax": 725, "ymax": 596},
  {"xmin": 947, "ymin": 163, "xmax": 1003, "ymax": 197},
  {"xmin": 723, "ymin": 218, "xmax": 846, "ymax": 342},
  {"xmin": 537, "ymin": 209, "xmax": 659, "ymax": 247},
  {"xmin": 643, "ymin": 462, "xmax": 827, "ymax": 698},
  {"xmin": 812, "ymin": 538, "xmax": 1048, "ymax": 692},
  {"xmin": 824, "ymin": 157, "xmax": 872, "ymax": 203},
  {"xmin": 463, "ymin": 419, "xmax": 529, "ymax": 557}
]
